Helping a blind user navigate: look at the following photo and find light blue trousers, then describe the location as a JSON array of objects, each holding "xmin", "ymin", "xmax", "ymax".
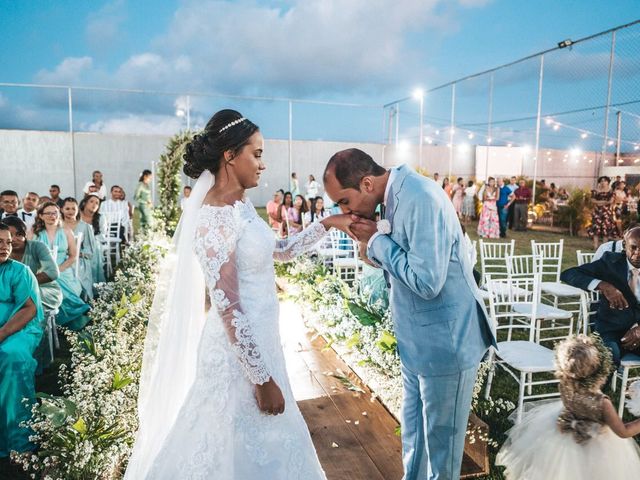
[{"xmin": 401, "ymin": 364, "xmax": 478, "ymax": 480}]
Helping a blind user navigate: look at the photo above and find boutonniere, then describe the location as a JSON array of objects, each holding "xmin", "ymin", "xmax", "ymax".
[{"xmin": 377, "ymin": 219, "xmax": 392, "ymax": 235}]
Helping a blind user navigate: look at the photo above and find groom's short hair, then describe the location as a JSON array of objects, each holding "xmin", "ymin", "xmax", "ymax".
[{"xmin": 324, "ymin": 148, "xmax": 386, "ymax": 191}]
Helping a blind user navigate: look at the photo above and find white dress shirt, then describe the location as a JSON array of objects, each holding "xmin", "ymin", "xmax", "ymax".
[
  {"xmin": 367, "ymin": 168, "xmax": 398, "ymax": 250},
  {"xmin": 16, "ymin": 208, "xmax": 36, "ymax": 230}
]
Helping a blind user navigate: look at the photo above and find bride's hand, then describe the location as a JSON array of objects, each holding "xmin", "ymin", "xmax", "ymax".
[
  {"xmin": 255, "ymin": 378, "xmax": 285, "ymax": 415},
  {"xmin": 320, "ymin": 214, "xmax": 356, "ymax": 238}
]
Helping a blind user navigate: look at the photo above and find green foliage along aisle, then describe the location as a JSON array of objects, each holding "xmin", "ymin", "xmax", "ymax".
[{"xmin": 12, "ymin": 236, "xmax": 169, "ymax": 480}]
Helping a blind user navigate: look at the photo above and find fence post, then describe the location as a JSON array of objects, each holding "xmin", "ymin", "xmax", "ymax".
[
  {"xmin": 600, "ymin": 30, "xmax": 616, "ymax": 180},
  {"xmin": 532, "ymin": 54, "xmax": 545, "ymax": 208},
  {"xmin": 484, "ymin": 74, "xmax": 494, "ymax": 181},
  {"xmin": 68, "ymin": 87, "xmax": 77, "ymax": 198}
]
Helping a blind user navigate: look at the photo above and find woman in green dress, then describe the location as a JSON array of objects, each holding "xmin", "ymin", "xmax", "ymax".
[
  {"xmin": 134, "ymin": 169, "xmax": 153, "ymax": 232},
  {"xmin": 62, "ymin": 198, "xmax": 105, "ymax": 300},
  {"xmin": 0, "ymin": 223, "xmax": 44, "ymax": 457},
  {"xmin": 33, "ymin": 202, "xmax": 90, "ymax": 331}
]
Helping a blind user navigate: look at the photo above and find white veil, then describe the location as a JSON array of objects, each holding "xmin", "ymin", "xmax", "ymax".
[{"xmin": 125, "ymin": 170, "xmax": 214, "ymax": 479}]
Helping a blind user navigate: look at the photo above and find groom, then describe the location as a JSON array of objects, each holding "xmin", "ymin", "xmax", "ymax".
[{"xmin": 323, "ymin": 149, "xmax": 495, "ymax": 480}]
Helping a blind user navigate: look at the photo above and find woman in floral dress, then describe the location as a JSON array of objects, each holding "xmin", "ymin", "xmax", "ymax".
[
  {"xmin": 477, "ymin": 177, "xmax": 500, "ymax": 238},
  {"xmin": 587, "ymin": 176, "xmax": 617, "ymax": 250}
]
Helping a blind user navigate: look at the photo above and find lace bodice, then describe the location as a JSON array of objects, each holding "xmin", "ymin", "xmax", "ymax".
[
  {"xmin": 557, "ymin": 385, "xmax": 606, "ymax": 443},
  {"xmin": 193, "ymin": 199, "xmax": 326, "ymax": 385}
]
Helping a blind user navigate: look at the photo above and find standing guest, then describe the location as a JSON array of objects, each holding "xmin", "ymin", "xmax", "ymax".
[
  {"xmin": 477, "ymin": 177, "xmax": 500, "ymax": 238},
  {"xmin": 305, "ymin": 174, "xmax": 320, "ymax": 200},
  {"xmin": 290, "ymin": 172, "xmax": 300, "ymax": 197},
  {"xmin": 628, "ymin": 186, "xmax": 639, "ymax": 224},
  {"xmin": 587, "ymin": 176, "xmax": 617, "ymax": 250},
  {"xmin": 507, "ymin": 179, "xmax": 532, "ymax": 231},
  {"xmin": 442, "ymin": 177, "xmax": 453, "ymax": 198},
  {"xmin": 451, "ymin": 177, "xmax": 465, "ymax": 219},
  {"xmin": 433, "ymin": 172, "xmax": 440, "ymax": 183},
  {"xmin": 287, "ymin": 194, "xmax": 308, "ymax": 233},
  {"xmin": 101, "ymin": 185, "xmax": 130, "ymax": 242},
  {"xmin": 278, "ymin": 191, "xmax": 294, "ymax": 238},
  {"xmin": 180, "ymin": 185, "xmax": 192, "ymax": 210},
  {"xmin": 0, "ymin": 222, "xmax": 44, "ymax": 459},
  {"xmin": 49, "ymin": 185, "xmax": 65, "ymax": 208},
  {"xmin": 266, "ymin": 190, "xmax": 284, "ymax": 233},
  {"xmin": 4, "ymin": 216, "xmax": 62, "ymax": 315},
  {"xmin": 33, "ymin": 202, "xmax": 90, "ymax": 331},
  {"xmin": 496, "ymin": 177, "xmax": 511, "ymax": 238},
  {"xmin": 303, "ymin": 196, "xmax": 330, "ymax": 224},
  {"xmin": 462, "ymin": 180, "xmax": 477, "ymax": 223},
  {"xmin": 17, "ymin": 192, "xmax": 39, "ymax": 232},
  {"xmin": 506, "ymin": 176, "xmax": 518, "ymax": 229},
  {"xmin": 134, "ymin": 169, "xmax": 154, "ymax": 233},
  {"xmin": 83, "ymin": 170, "xmax": 107, "ymax": 200},
  {"xmin": 612, "ymin": 175, "xmax": 623, "ymax": 191},
  {"xmin": 613, "ymin": 181, "xmax": 628, "ymax": 237},
  {"xmin": 63, "ymin": 198, "xmax": 105, "ymax": 300},
  {"xmin": 0, "ymin": 190, "xmax": 20, "ymax": 219}
]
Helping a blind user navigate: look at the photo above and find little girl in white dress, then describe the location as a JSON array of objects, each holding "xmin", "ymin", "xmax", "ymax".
[{"xmin": 496, "ymin": 334, "xmax": 640, "ymax": 480}]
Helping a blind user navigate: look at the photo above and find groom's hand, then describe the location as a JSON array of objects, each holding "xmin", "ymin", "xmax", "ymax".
[
  {"xmin": 255, "ymin": 378, "xmax": 285, "ymax": 415},
  {"xmin": 349, "ymin": 216, "xmax": 377, "ymax": 243}
]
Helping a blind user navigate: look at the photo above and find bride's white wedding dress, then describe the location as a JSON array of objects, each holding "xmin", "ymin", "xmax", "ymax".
[{"xmin": 143, "ymin": 199, "xmax": 327, "ymax": 479}]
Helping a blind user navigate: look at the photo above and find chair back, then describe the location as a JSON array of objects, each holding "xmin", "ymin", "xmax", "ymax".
[
  {"xmin": 331, "ymin": 230, "xmax": 360, "ymax": 283},
  {"xmin": 506, "ymin": 254, "xmax": 542, "ymax": 280},
  {"xmin": 576, "ymin": 250, "xmax": 594, "ymax": 266},
  {"xmin": 103, "ymin": 211, "xmax": 123, "ymax": 240},
  {"xmin": 486, "ymin": 274, "xmax": 540, "ymax": 342},
  {"xmin": 531, "ymin": 239, "xmax": 563, "ymax": 282},
  {"xmin": 479, "ymin": 239, "xmax": 515, "ymax": 284}
]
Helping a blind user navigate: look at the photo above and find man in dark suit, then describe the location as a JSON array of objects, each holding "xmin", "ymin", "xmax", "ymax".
[{"xmin": 561, "ymin": 226, "xmax": 640, "ymax": 365}]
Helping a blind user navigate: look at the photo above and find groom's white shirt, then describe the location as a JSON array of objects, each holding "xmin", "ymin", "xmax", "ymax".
[{"xmin": 367, "ymin": 167, "xmax": 398, "ymax": 251}]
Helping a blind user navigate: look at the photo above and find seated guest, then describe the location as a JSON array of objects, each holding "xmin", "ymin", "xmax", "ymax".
[
  {"xmin": 49, "ymin": 185, "xmax": 65, "ymax": 208},
  {"xmin": 79, "ymin": 194, "xmax": 107, "ymax": 238},
  {"xmin": 287, "ymin": 194, "xmax": 308, "ymax": 233},
  {"xmin": 3, "ymin": 217, "xmax": 62, "ymax": 313},
  {"xmin": 33, "ymin": 202, "xmax": 90, "ymax": 331},
  {"xmin": 62, "ymin": 198, "xmax": 105, "ymax": 300},
  {"xmin": 0, "ymin": 190, "xmax": 20, "ymax": 219},
  {"xmin": 303, "ymin": 196, "xmax": 330, "ymax": 224},
  {"xmin": 266, "ymin": 190, "xmax": 284, "ymax": 234},
  {"xmin": 0, "ymin": 222, "xmax": 44, "ymax": 458},
  {"xmin": 101, "ymin": 185, "xmax": 130, "ymax": 243},
  {"xmin": 561, "ymin": 226, "xmax": 640, "ymax": 365},
  {"xmin": 17, "ymin": 192, "xmax": 39, "ymax": 233},
  {"xmin": 180, "ymin": 185, "xmax": 192, "ymax": 210}
]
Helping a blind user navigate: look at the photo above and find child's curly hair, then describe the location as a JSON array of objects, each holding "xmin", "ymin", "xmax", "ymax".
[{"xmin": 555, "ymin": 334, "xmax": 613, "ymax": 390}]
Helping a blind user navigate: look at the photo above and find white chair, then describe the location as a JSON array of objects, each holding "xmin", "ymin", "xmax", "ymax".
[
  {"xmin": 479, "ymin": 239, "xmax": 515, "ymax": 285},
  {"xmin": 102, "ymin": 211, "xmax": 123, "ymax": 274},
  {"xmin": 317, "ymin": 229, "xmax": 349, "ymax": 270},
  {"xmin": 576, "ymin": 250, "xmax": 595, "ymax": 266},
  {"xmin": 483, "ymin": 275, "xmax": 558, "ymax": 423},
  {"xmin": 74, "ymin": 232, "xmax": 83, "ymax": 278},
  {"xmin": 612, "ymin": 354, "xmax": 640, "ymax": 417},
  {"xmin": 331, "ymin": 230, "xmax": 361, "ymax": 284},
  {"xmin": 506, "ymin": 254, "xmax": 574, "ymax": 344}
]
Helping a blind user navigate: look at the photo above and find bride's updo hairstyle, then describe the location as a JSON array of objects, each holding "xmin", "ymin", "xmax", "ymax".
[{"xmin": 183, "ymin": 109, "xmax": 259, "ymax": 179}]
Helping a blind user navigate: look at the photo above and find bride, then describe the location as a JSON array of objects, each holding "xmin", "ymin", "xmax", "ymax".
[{"xmin": 125, "ymin": 109, "xmax": 354, "ymax": 479}]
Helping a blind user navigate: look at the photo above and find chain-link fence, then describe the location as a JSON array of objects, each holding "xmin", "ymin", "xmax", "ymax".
[{"xmin": 385, "ymin": 19, "xmax": 640, "ymax": 196}]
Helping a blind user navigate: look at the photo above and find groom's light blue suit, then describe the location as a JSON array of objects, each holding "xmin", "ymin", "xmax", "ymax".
[{"xmin": 367, "ymin": 165, "xmax": 496, "ymax": 480}]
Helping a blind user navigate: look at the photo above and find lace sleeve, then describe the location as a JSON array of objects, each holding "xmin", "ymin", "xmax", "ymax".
[
  {"xmin": 273, "ymin": 221, "xmax": 327, "ymax": 262},
  {"xmin": 194, "ymin": 206, "xmax": 271, "ymax": 385}
]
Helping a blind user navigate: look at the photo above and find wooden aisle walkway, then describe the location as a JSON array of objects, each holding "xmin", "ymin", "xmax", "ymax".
[{"xmin": 280, "ymin": 301, "xmax": 404, "ymax": 480}]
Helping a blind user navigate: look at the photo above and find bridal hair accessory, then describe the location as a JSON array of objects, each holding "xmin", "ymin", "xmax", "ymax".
[
  {"xmin": 219, "ymin": 117, "xmax": 246, "ymax": 133},
  {"xmin": 377, "ymin": 219, "xmax": 392, "ymax": 235},
  {"xmin": 626, "ymin": 380, "xmax": 640, "ymax": 417},
  {"xmin": 554, "ymin": 334, "xmax": 612, "ymax": 390}
]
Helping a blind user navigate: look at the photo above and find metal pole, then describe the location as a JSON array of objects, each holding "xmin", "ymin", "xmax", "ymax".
[
  {"xmin": 288, "ymin": 100, "xmax": 293, "ymax": 183},
  {"xmin": 448, "ymin": 83, "xmax": 456, "ymax": 179},
  {"xmin": 419, "ymin": 95, "xmax": 424, "ymax": 170},
  {"xmin": 388, "ymin": 107, "xmax": 395, "ymax": 145},
  {"xmin": 532, "ymin": 55, "xmax": 545, "ymax": 209},
  {"xmin": 395, "ymin": 104, "xmax": 400, "ymax": 146},
  {"xmin": 615, "ymin": 110, "xmax": 622, "ymax": 164},
  {"xmin": 600, "ymin": 31, "xmax": 616, "ymax": 180},
  {"xmin": 151, "ymin": 160, "xmax": 156, "ymax": 205},
  {"xmin": 484, "ymin": 74, "xmax": 493, "ymax": 181},
  {"xmin": 68, "ymin": 87, "xmax": 77, "ymax": 198},
  {"xmin": 186, "ymin": 95, "xmax": 191, "ymax": 130}
]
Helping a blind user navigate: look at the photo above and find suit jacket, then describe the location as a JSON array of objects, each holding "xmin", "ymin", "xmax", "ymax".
[
  {"xmin": 561, "ymin": 251, "xmax": 640, "ymax": 335},
  {"xmin": 367, "ymin": 165, "xmax": 495, "ymax": 377}
]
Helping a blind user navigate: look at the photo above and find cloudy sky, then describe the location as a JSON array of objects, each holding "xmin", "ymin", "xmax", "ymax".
[{"xmin": 1, "ymin": 0, "xmax": 638, "ymax": 145}]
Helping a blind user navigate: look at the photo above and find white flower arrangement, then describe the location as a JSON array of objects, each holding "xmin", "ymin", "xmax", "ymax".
[
  {"xmin": 626, "ymin": 380, "xmax": 640, "ymax": 417},
  {"xmin": 376, "ymin": 219, "xmax": 392, "ymax": 235}
]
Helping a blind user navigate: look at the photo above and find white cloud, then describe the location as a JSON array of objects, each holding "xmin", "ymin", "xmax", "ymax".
[
  {"xmin": 35, "ymin": 57, "xmax": 94, "ymax": 85},
  {"xmin": 86, "ymin": 0, "xmax": 127, "ymax": 50},
  {"xmin": 82, "ymin": 114, "xmax": 186, "ymax": 135}
]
